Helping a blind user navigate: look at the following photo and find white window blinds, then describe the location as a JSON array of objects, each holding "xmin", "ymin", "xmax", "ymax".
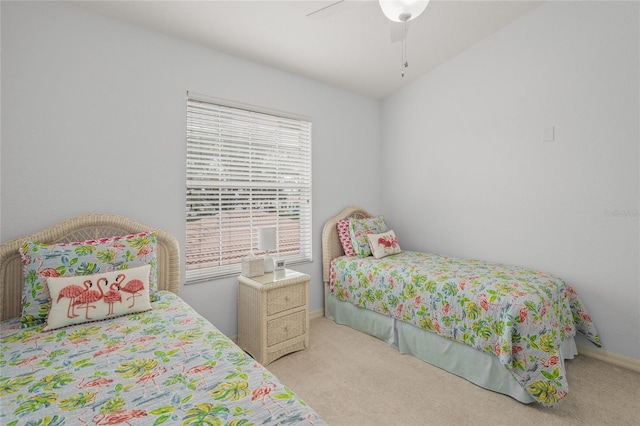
[{"xmin": 186, "ymin": 93, "xmax": 312, "ymax": 283}]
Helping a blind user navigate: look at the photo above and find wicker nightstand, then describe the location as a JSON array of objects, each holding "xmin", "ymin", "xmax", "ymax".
[{"xmin": 237, "ymin": 269, "xmax": 310, "ymax": 365}]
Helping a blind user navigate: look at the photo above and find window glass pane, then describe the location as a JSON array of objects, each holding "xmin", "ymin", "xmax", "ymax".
[{"xmin": 186, "ymin": 94, "xmax": 312, "ymax": 282}]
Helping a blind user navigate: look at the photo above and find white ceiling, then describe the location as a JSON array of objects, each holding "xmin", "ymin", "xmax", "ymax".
[{"xmin": 71, "ymin": 0, "xmax": 544, "ymax": 99}]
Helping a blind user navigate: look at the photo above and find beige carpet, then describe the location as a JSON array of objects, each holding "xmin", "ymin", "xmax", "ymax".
[{"xmin": 268, "ymin": 317, "xmax": 640, "ymax": 426}]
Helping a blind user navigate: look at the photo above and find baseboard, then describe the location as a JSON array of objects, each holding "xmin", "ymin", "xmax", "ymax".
[
  {"xmin": 577, "ymin": 344, "xmax": 640, "ymax": 373},
  {"xmin": 310, "ymin": 309, "xmax": 324, "ymax": 321}
]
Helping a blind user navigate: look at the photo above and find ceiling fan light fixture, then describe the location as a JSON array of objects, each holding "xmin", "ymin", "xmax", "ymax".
[{"xmin": 379, "ymin": 0, "xmax": 429, "ymax": 22}]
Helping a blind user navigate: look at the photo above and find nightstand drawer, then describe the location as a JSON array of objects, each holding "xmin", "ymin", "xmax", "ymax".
[
  {"xmin": 266, "ymin": 284, "xmax": 306, "ymax": 316},
  {"xmin": 267, "ymin": 311, "xmax": 306, "ymax": 346},
  {"xmin": 238, "ymin": 269, "xmax": 310, "ymax": 365}
]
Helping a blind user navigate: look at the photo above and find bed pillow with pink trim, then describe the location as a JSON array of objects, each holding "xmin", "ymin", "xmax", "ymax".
[
  {"xmin": 337, "ymin": 219, "xmax": 356, "ymax": 256},
  {"xmin": 44, "ymin": 265, "xmax": 152, "ymax": 331},
  {"xmin": 19, "ymin": 231, "xmax": 157, "ymax": 328},
  {"xmin": 348, "ymin": 215, "xmax": 389, "ymax": 258}
]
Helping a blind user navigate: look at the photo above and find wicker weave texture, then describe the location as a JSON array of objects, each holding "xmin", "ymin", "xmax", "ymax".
[
  {"xmin": 321, "ymin": 206, "xmax": 373, "ymax": 317},
  {"xmin": 237, "ymin": 271, "xmax": 310, "ymax": 365},
  {"xmin": 264, "ymin": 340, "xmax": 308, "ymax": 366},
  {"xmin": 266, "ymin": 310, "xmax": 306, "ymax": 346},
  {"xmin": 237, "ymin": 282, "xmax": 262, "ymax": 361},
  {"xmin": 266, "ymin": 285, "xmax": 306, "ymax": 316},
  {"xmin": 0, "ymin": 213, "xmax": 181, "ymax": 321}
]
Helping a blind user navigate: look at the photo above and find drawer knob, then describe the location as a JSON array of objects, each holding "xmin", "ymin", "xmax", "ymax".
[{"xmin": 285, "ymin": 296, "xmax": 290, "ymax": 302}]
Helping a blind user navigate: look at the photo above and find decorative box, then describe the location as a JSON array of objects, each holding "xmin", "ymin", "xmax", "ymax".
[{"xmin": 241, "ymin": 253, "xmax": 264, "ymax": 278}]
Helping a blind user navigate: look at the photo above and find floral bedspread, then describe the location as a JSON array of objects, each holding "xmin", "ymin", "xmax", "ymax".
[
  {"xmin": 0, "ymin": 291, "xmax": 325, "ymax": 425},
  {"xmin": 330, "ymin": 251, "xmax": 601, "ymax": 406}
]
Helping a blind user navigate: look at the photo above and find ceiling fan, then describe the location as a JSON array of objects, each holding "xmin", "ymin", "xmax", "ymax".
[
  {"xmin": 306, "ymin": 0, "xmax": 430, "ymax": 76},
  {"xmin": 306, "ymin": 1, "xmax": 428, "ymax": 40}
]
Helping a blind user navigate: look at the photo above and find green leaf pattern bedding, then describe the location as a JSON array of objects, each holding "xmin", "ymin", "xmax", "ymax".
[
  {"xmin": 0, "ymin": 291, "xmax": 325, "ymax": 425},
  {"xmin": 330, "ymin": 251, "xmax": 601, "ymax": 406}
]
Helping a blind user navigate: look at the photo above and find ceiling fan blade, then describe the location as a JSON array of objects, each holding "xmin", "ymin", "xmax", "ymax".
[
  {"xmin": 306, "ymin": 0, "xmax": 346, "ymax": 19},
  {"xmin": 389, "ymin": 21, "xmax": 408, "ymax": 43}
]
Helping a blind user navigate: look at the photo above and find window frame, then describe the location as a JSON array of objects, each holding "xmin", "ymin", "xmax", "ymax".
[{"xmin": 185, "ymin": 92, "xmax": 312, "ymax": 283}]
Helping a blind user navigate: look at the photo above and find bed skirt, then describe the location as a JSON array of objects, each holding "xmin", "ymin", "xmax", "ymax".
[{"xmin": 326, "ymin": 294, "xmax": 578, "ymax": 404}]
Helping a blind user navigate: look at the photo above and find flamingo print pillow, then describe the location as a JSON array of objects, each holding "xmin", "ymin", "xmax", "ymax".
[
  {"xmin": 19, "ymin": 231, "xmax": 157, "ymax": 328},
  {"xmin": 336, "ymin": 219, "xmax": 356, "ymax": 256},
  {"xmin": 367, "ymin": 230, "xmax": 401, "ymax": 259},
  {"xmin": 43, "ymin": 265, "xmax": 152, "ymax": 330}
]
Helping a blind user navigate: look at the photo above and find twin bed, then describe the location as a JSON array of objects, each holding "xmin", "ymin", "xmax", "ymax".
[
  {"xmin": 0, "ymin": 214, "xmax": 325, "ymax": 425},
  {"xmin": 0, "ymin": 206, "xmax": 603, "ymax": 424},
  {"xmin": 322, "ymin": 206, "xmax": 601, "ymax": 407}
]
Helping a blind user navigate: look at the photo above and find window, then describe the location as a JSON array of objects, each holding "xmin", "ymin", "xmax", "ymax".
[{"xmin": 186, "ymin": 93, "xmax": 312, "ymax": 283}]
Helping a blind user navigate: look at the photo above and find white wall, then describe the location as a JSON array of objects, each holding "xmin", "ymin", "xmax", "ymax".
[
  {"xmin": 2, "ymin": 1, "xmax": 638, "ymax": 363},
  {"xmin": 0, "ymin": 1, "xmax": 383, "ymax": 336},
  {"xmin": 382, "ymin": 1, "xmax": 639, "ymax": 360}
]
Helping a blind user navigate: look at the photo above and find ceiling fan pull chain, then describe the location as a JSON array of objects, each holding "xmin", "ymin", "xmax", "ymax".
[
  {"xmin": 405, "ymin": 20, "xmax": 409, "ymax": 69},
  {"xmin": 400, "ymin": 19, "xmax": 409, "ymax": 77},
  {"xmin": 404, "ymin": 36, "xmax": 408, "ymax": 69},
  {"xmin": 401, "ymin": 37, "xmax": 405, "ymax": 77}
]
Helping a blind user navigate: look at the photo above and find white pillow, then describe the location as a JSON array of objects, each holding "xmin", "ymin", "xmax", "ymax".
[
  {"xmin": 367, "ymin": 230, "xmax": 401, "ymax": 259},
  {"xmin": 43, "ymin": 265, "xmax": 152, "ymax": 331}
]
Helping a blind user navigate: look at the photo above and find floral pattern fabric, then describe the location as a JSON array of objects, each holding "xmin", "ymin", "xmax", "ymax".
[
  {"xmin": 19, "ymin": 231, "xmax": 158, "ymax": 328},
  {"xmin": 330, "ymin": 251, "xmax": 601, "ymax": 406},
  {"xmin": 0, "ymin": 291, "xmax": 325, "ymax": 425},
  {"xmin": 348, "ymin": 216, "xmax": 388, "ymax": 258}
]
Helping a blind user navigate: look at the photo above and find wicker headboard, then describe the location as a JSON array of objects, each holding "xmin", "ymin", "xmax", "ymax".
[
  {"xmin": 321, "ymin": 206, "xmax": 373, "ymax": 315},
  {"xmin": 0, "ymin": 213, "xmax": 180, "ymax": 322}
]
